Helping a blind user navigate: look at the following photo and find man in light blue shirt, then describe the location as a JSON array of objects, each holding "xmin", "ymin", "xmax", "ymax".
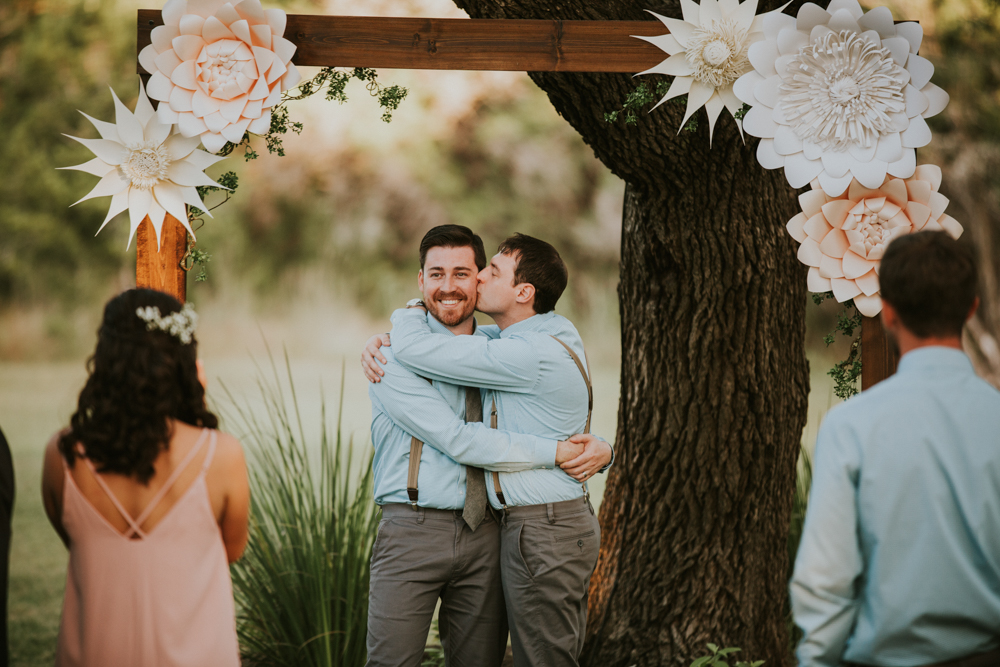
[
  {"xmin": 791, "ymin": 231, "xmax": 1000, "ymax": 667},
  {"xmin": 364, "ymin": 226, "xmax": 607, "ymax": 667},
  {"xmin": 378, "ymin": 233, "xmax": 612, "ymax": 667}
]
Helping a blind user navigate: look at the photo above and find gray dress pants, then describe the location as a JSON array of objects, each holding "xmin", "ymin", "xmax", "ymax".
[
  {"xmin": 500, "ymin": 496, "xmax": 601, "ymax": 667},
  {"xmin": 366, "ymin": 504, "xmax": 508, "ymax": 667}
]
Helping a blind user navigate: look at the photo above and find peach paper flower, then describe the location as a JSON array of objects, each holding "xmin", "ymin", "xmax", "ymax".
[
  {"xmin": 139, "ymin": 0, "xmax": 302, "ymax": 153},
  {"xmin": 786, "ymin": 164, "xmax": 962, "ymax": 316}
]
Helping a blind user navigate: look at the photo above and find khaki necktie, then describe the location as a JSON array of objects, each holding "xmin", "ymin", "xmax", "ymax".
[{"xmin": 462, "ymin": 387, "xmax": 488, "ymax": 530}]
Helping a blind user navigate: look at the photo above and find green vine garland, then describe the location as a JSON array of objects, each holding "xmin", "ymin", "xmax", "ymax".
[
  {"xmin": 813, "ymin": 292, "xmax": 863, "ymax": 400},
  {"xmin": 181, "ymin": 68, "xmax": 408, "ymax": 282}
]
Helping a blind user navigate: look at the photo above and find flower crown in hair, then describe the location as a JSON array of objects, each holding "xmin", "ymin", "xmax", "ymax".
[{"xmin": 135, "ymin": 303, "xmax": 198, "ymax": 344}]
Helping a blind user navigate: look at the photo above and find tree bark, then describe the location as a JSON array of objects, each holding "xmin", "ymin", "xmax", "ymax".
[{"xmin": 453, "ymin": 1, "xmax": 810, "ymax": 664}]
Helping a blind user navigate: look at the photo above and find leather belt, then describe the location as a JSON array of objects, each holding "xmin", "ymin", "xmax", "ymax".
[{"xmin": 846, "ymin": 645, "xmax": 1000, "ymax": 667}]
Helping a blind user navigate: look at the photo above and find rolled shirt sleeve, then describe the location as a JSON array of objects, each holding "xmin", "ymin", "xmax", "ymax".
[
  {"xmin": 790, "ymin": 408, "xmax": 865, "ymax": 667},
  {"xmin": 369, "ymin": 347, "xmax": 557, "ymax": 471},
  {"xmin": 390, "ymin": 308, "xmax": 541, "ymax": 392}
]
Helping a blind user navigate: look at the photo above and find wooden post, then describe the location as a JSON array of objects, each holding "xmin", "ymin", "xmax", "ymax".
[
  {"xmin": 861, "ymin": 315, "xmax": 898, "ymax": 389},
  {"xmin": 136, "ymin": 214, "xmax": 188, "ymax": 303}
]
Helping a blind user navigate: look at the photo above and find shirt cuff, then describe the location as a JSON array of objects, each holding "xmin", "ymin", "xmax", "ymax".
[
  {"xmin": 599, "ymin": 439, "xmax": 615, "ymax": 473},
  {"xmin": 533, "ymin": 438, "xmax": 559, "ymax": 469},
  {"xmin": 390, "ymin": 307, "xmax": 424, "ymax": 327}
]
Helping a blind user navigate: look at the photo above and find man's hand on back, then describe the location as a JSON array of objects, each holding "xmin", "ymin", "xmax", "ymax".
[
  {"xmin": 559, "ymin": 435, "xmax": 612, "ymax": 482},
  {"xmin": 361, "ymin": 333, "xmax": 392, "ymax": 383}
]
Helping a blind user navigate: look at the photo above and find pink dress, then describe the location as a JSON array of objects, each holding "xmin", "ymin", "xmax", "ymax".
[{"xmin": 56, "ymin": 429, "xmax": 241, "ymax": 667}]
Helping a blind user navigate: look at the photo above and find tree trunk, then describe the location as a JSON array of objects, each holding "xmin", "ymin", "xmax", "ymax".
[{"xmin": 454, "ymin": 1, "xmax": 810, "ymax": 664}]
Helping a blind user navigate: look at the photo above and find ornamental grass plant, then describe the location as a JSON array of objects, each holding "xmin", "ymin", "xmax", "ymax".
[{"xmin": 222, "ymin": 353, "xmax": 378, "ymax": 667}]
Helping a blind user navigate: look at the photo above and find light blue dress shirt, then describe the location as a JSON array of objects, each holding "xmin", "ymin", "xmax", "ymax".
[
  {"xmin": 389, "ymin": 308, "xmax": 600, "ymax": 509},
  {"xmin": 791, "ymin": 347, "xmax": 1000, "ymax": 667},
  {"xmin": 369, "ymin": 313, "xmax": 558, "ymax": 510}
]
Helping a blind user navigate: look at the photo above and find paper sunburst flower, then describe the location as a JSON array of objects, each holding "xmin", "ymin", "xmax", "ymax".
[
  {"xmin": 139, "ymin": 0, "xmax": 301, "ymax": 154},
  {"xmin": 733, "ymin": 0, "xmax": 949, "ymax": 196},
  {"xmin": 61, "ymin": 81, "xmax": 227, "ymax": 249},
  {"xmin": 635, "ymin": 0, "xmax": 790, "ymax": 142},
  {"xmin": 786, "ymin": 165, "xmax": 962, "ymax": 316}
]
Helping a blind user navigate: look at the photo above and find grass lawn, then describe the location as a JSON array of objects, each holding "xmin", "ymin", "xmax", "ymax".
[
  {"xmin": 2, "ymin": 363, "xmax": 84, "ymax": 667},
  {"xmin": 0, "ymin": 353, "xmax": 624, "ymax": 666}
]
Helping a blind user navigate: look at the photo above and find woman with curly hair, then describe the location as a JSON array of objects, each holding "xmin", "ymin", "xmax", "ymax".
[{"xmin": 41, "ymin": 288, "xmax": 249, "ymax": 667}]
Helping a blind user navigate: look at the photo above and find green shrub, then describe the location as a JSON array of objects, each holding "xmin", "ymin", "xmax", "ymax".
[
  {"xmin": 224, "ymin": 356, "xmax": 378, "ymax": 666},
  {"xmin": 690, "ymin": 644, "xmax": 763, "ymax": 667}
]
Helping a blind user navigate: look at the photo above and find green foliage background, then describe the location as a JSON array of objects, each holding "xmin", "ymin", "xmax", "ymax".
[
  {"xmin": 0, "ymin": 0, "xmax": 135, "ymax": 306},
  {"xmin": 0, "ymin": 0, "xmax": 624, "ymax": 360}
]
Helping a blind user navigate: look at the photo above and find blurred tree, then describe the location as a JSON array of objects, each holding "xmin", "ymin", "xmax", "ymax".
[
  {"xmin": 450, "ymin": 1, "xmax": 809, "ymax": 665},
  {"xmin": 921, "ymin": 0, "xmax": 1000, "ymax": 386},
  {"xmin": 0, "ymin": 0, "xmax": 136, "ymax": 307}
]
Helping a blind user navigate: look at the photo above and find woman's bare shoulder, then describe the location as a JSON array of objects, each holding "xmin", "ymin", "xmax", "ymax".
[
  {"xmin": 44, "ymin": 428, "xmax": 71, "ymax": 465},
  {"xmin": 211, "ymin": 431, "xmax": 247, "ymax": 472}
]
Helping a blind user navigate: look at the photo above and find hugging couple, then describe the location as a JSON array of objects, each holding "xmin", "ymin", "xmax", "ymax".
[{"xmin": 360, "ymin": 225, "xmax": 614, "ymax": 667}]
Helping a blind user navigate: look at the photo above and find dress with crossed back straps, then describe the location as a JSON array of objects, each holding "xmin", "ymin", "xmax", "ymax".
[{"xmin": 56, "ymin": 429, "xmax": 240, "ymax": 667}]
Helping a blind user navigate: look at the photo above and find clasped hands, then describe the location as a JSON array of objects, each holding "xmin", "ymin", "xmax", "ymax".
[{"xmin": 360, "ymin": 333, "xmax": 612, "ymax": 482}]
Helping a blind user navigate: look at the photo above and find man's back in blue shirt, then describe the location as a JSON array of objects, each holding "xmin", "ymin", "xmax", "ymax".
[{"xmin": 791, "ymin": 347, "xmax": 1000, "ymax": 666}]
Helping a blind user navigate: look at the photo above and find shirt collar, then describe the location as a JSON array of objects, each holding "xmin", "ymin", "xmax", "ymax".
[
  {"xmin": 500, "ymin": 312, "xmax": 555, "ymax": 338},
  {"xmin": 427, "ymin": 312, "xmax": 478, "ymax": 336},
  {"xmin": 896, "ymin": 346, "xmax": 974, "ymax": 377}
]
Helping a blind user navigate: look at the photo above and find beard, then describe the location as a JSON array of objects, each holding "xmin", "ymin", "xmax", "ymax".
[{"xmin": 426, "ymin": 290, "xmax": 476, "ymax": 327}]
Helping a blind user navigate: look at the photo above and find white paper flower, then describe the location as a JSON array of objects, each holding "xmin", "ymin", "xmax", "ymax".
[
  {"xmin": 786, "ymin": 165, "xmax": 963, "ymax": 316},
  {"xmin": 139, "ymin": 0, "xmax": 301, "ymax": 154},
  {"xmin": 61, "ymin": 81, "xmax": 226, "ymax": 249},
  {"xmin": 733, "ymin": 0, "xmax": 950, "ymax": 195},
  {"xmin": 635, "ymin": 0, "xmax": 790, "ymax": 142}
]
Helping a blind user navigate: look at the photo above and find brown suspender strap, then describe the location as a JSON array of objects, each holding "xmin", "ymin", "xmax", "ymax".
[
  {"xmin": 407, "ymin": 436, "xmax": 422, "ymax": 505},
  {"xmin": 490, "ymin": 399, "xmax": 508, "ymax": 507},
  {"xmin": 491, "ymin": 335, "xmax": 593, "ymax": 508},
  {"xmin": 406, "ymin": 376, "xmax": 434, "ymax": 506},
  {"xmin": 548, "ymin": 336, "xmax": 593, "ymax": 434}
]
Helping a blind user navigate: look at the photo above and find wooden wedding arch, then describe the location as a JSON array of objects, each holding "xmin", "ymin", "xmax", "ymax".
[{"xmin": 132, "ymin": 10, "xmax": 898, "ymax": 385}]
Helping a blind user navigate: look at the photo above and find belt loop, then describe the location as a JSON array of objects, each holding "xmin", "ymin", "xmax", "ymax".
[
  {"xmin": 416, "ymin": 507, "xmax": 425, "ymax": 524},
  {"xmin": 546, "ymin": 502, "xmax": 556, "ymax": 524}
]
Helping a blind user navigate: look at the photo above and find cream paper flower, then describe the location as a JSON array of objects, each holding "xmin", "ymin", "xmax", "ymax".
[
  {"xmin": 61, "ymin": 81, "xmax": 226, "ymax": 249},
  {"xmin": 733, "ymin": 0, "xmax": 950, "ymax": 195},
  {"xmin": 786, "ymin": 165, "xmax": 962, "ymax": 316},
  {"xmin": 636, "ymin": 0, "xmax": 790, "ymax": 142},
  {"xmin": 139, "ymin": 0, "xmax": 302, "ymax": 154}
]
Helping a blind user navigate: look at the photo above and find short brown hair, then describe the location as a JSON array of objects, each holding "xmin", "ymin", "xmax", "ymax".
[
  {"xmin": 879, "ymin": 231, "xmax": 978, "ymax": 338},
  {"xmin": 419, "ymin": 225, "xmax": 487, "ymax": 271},
  {"xmin": 497, "ymin": 233, "xmax": 568, "ymax": 314}
]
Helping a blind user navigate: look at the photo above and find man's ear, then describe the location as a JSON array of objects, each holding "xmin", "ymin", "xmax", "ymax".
[
  {"xmin": 417, "ymin": 269, "xmax": 424, "ymax": 292},
  {"xmin": 515, "ymin": 283, "xmax": 535, "ymax": 306},
  {"xmin": 881, "ymin": 299, "xmax": 898, "ymax": 332}
]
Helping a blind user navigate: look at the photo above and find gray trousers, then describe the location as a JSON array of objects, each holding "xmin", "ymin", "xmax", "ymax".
[
  {"xmin": 366, "ymin": 504, "xmax": 508, "ymax": 667},
  {"xmin": 500, "ymin": 497, "xmax": 601, "ymax": 667}
]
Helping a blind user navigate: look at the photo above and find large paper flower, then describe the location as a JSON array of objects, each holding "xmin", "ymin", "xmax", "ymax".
[
  {"xmin": 139, "ymin": 0, "xmax": 302, "ymax": 153},
  {"xmin": 636, "ymin": 0, "xmax": 789, "ymax": 142},
  {"xmin": 61, "ymin": 81, "xmax": 226, "ymax": 249},
  {"xmin": 733, "ymin": 0, "xmax": 949, "ymax": 195},
  {"xmin": 786, "ymin": 165, "xmax": 962, "ymax": 316}
]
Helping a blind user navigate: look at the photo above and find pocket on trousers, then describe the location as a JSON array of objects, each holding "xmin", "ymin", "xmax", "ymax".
[
  {"xmin": 516, "ymin": 521, "xmax": 544, "ymax": 580},
  {"xmin": 370, "ymin": 519, "xmax": 391, "ymax": 566},
  {"xmin": 554, "ymin": 529, "xmax": 596, "ymax": 542}
]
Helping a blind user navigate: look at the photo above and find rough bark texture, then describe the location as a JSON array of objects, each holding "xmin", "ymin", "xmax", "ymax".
[{"xmin": 452, "ymin": 1, "xmax": 810, "ymax": 664}]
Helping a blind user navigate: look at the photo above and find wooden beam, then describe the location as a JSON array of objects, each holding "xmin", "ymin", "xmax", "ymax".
[
  {"xmin": 137, "ymin": 11, "xmax": 667, "ymax": 72},
  {"xmin": 136, "ymin": 214, "xmax": 188, "ymax": 304},
  {"xmin": 861, "ymin": 315, "xmax": 898, "ymax": 390}
]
